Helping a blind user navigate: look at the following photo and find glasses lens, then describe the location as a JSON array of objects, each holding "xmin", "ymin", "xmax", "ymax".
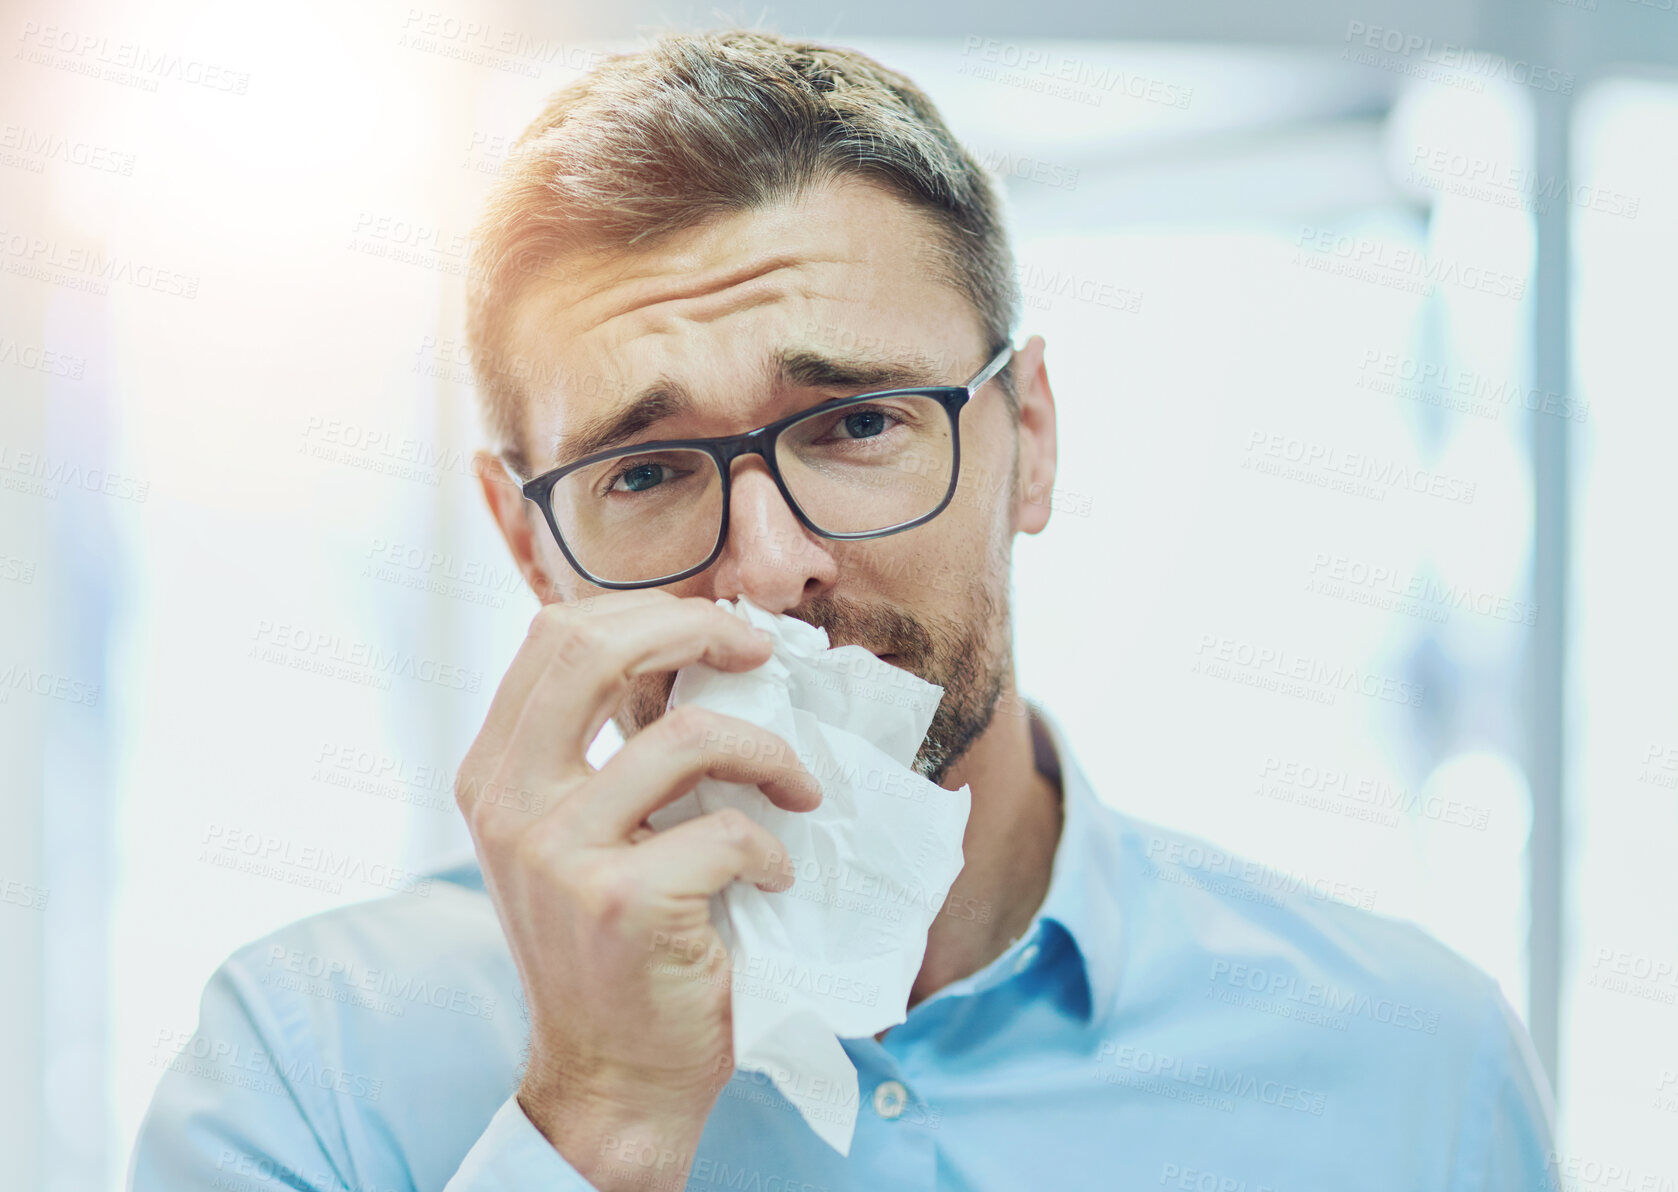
[
  {"xmin": 548, "ymin": 448, "xmax": 722, "ymax": 584},
  {"xmin": 775, "ymin": 395, "xmax": 955, "ymax": 534}
]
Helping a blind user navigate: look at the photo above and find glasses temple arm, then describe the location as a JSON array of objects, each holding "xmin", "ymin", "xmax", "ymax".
[{"xmin": 966, "ymin": 344, "xmax": 1015, "ymax": 394}]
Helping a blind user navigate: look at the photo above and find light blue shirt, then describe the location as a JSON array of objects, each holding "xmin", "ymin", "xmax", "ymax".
[{"xmin": 132, "ymin": 710, "xmax": 1555, "ymax": 1191}]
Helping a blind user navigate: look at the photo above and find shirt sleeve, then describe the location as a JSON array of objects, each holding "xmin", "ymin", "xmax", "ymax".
[
  {"xmin": 129, "ymin": 958, "xmax": 598, "ymax": 1192},
  {"xmin": 1450, "ymin": 982, "xmax": 1559, "ymax": 1192},
  {"xmin": 444, "ymin": 1096, "xmax": 603, "ymax": 1191}
]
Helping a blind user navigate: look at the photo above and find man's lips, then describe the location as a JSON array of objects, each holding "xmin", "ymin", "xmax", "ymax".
[
  {"xmin": 847, "ymin": 648, "xmax": 904, "ymax": 667},
  {"xmin": 824, "ymin": 636, "xmax": 894, "ymax": 661},
  {"xmin": 821, "ymin": 635, "xmax": 907, "ymax": 669}
]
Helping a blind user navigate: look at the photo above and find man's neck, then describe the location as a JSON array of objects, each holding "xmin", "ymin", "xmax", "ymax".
[{"xmin": 904, "ymin": 695, "xmax": 1064, "ymax": 1011}]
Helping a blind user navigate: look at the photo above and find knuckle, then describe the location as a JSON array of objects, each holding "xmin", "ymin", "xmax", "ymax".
[
  {"xmin": 709, "ymin": 807, "xmax": 756, "ymax": 854},
  {"xmin": 527, "ymin": 602, "xmax": 573, "ymax": 642},
  {"xmin": 551, "ymin": 621, "xmax": 604, "ymax": 667},
  {"xmin": 457, "ymin": 773, "xmax": 505, "ymax": 839},
  {"xmin": 660, "ymin": 704, "xmax": 716, "ymax": 751},
  {"xmin": 572, "ymin": 860, "xmax": 641, "ymax": 923},
  {"xmin": 462, "ymin": 789, "xmax": 497, "ymax": 838},
  {"xmin": 453, "ymin": 763, "xmax": 480, "ymax": 814},
  {"xmin": 510, "ymin": 823, "xmax": 560, "ymax": 873}
]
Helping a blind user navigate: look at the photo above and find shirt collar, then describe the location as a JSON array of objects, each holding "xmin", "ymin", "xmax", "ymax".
[{"xmin": 1026, "ymin": 704, "xmax": 1125, "ymax": 1024}]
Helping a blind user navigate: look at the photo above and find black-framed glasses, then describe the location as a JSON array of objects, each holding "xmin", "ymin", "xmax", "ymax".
[{"xmin": 514, "ymin": 345, "xmax": 1014, "ymax": 589}]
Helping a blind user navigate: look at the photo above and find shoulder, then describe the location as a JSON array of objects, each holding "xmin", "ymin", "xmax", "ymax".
[
  {"xmin": 1095, "ymin": 810, "xmax": 1554, "ymax": 1178},
  {"xmin": 211, "ymin": 864, "xmax": 518, "ymax": 1053},
  {"xmin": 136, "ymin": 865, "xmax": 527, "ymax": 1190},
  {"xmin": 1111, "ymin": 811, "xmax": 1496, "ymax": 1019}
]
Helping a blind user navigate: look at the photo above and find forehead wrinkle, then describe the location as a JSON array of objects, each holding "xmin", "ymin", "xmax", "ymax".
[{"xmin": 572, "ymin": 252, "xmax": 841, "ymax": 339}]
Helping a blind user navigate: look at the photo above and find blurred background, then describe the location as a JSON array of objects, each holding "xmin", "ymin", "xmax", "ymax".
[{"xmin": 2, "ymin": 0, "xmax": 1675, "ymax": 1187}]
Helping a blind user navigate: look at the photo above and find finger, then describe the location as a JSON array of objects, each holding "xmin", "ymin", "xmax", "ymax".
[
  {"xmin": 500, "ymin": 598, "xmax": 776, "ymax": 788},
  {"xmin": 623, "ymin": 807, "xmax": 796, "ymax": 896},
  {"xmin": 578, "ymin": 706, "xmax": 821, "ymax": 841},
  {"xmin": 463, "ymin": 590, "xmax": 668, "ymax": 786}
]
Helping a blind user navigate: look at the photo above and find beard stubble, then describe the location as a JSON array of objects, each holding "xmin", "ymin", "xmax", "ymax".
[{"xmin": 614, "ymin": 580, "xmax": 1011, "ymax": 787}]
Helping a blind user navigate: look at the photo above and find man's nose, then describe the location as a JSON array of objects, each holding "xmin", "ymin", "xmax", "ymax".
[{"xmin": 707, "ymin": 458, "xmax": 837, "ymax": 613}]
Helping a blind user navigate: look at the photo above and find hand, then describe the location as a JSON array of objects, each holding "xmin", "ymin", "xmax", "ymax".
[{"xmin": 455, "ymin": 591, "xmax": 821, "ymax": 1190}]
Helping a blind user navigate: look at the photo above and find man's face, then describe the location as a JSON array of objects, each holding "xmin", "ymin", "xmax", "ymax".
[{"xmin": 490, "ymin": 179, "xmax": 1051, "ymax": 782}]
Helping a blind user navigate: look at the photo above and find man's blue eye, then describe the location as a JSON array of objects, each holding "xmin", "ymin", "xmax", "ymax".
[
  {"xmin": 620, "ymin": 465, "xmax": 664, "ymax": 491},
  {"xmin": 842, "ymin": 411, "xmax": 886, "ymax": 438}
]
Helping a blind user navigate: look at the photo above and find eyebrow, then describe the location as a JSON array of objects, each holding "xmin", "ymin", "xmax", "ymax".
[{"xmin": 545, "ymin": 348, "xmax": 949, "ymax": 468}]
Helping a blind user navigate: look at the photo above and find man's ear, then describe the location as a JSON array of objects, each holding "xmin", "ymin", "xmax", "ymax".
[
  {"xmin": 1010, "ymin": 335, "xmax": 1058, "ymax": 536},
  {"xmin": 475, "ymin": 449, "xmax": 560, "ymax": 604}
]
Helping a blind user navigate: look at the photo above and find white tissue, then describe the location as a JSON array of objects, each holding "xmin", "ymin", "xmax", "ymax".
[{"xmin": 646, "ymin": 596, "xmax": 972, "ymax": 1155}]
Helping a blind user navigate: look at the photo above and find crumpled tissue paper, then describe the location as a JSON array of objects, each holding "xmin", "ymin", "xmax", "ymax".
[{"xmin": 646, "ymin": 595, "xmax": 972, "ymax": 1155}]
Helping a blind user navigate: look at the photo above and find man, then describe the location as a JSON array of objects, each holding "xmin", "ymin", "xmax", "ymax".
[{"xmin": 133, "ymin": 30, "xmax": 1555, "ymax": 1191}]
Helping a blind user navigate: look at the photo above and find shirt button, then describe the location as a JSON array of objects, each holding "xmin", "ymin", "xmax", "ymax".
[
  {"xmin": 873, "ymin": 1080, "xmax": 908, "ymax": 1120},
  {"xmin": 1013, "ymin": 942, "xmax": 1040, "ymax": 974}
]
